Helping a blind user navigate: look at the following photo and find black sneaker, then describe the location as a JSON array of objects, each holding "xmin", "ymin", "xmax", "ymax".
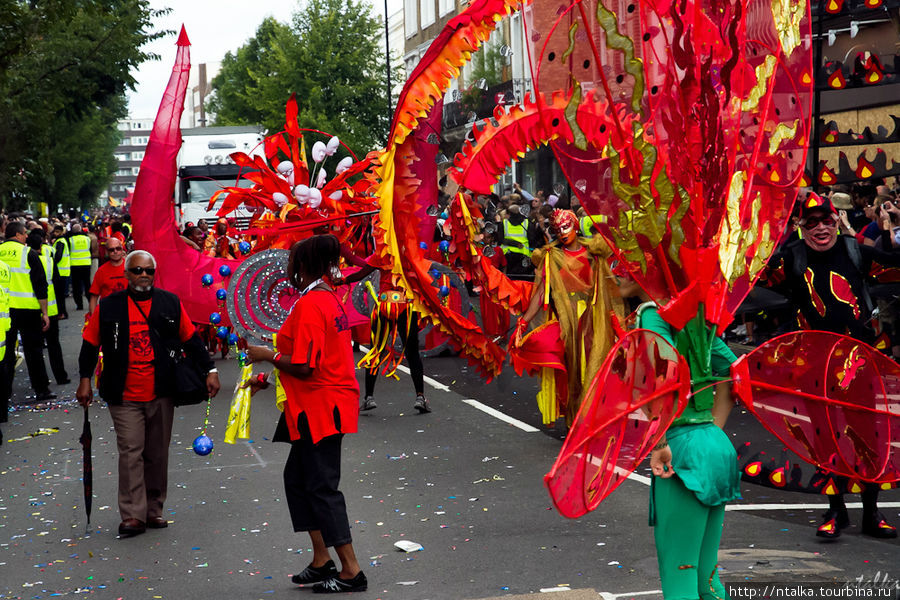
[
  {"xmin": 312, "ymin": 571, "xmax": 367, "ymax": 594},
  {"xmin": 816, "ymin": 508, "xmax": 850, "ymax": 539},
  {"xmin": 413, "ymin": 395, "xmax": 431, "ymax": 414},
  {"xmin": 292, "ymin": 560, "xmax": 338, "ymax": 585},
  {"xmin": 34, "ymin": 390, "xmax": 57, "ymax": 402}
]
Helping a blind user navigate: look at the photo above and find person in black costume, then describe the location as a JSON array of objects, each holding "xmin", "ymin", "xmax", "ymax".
[{"xmin": 763, "ymin": 193, "xmax": 898, "ymax": 540}]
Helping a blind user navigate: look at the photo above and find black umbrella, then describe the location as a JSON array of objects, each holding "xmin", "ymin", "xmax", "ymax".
[{"xmin": 79, "ymin": 407, "xmax": 93, "ymax": 529}]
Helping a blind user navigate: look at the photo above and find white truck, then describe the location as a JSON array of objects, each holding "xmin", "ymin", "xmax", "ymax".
[{"xmin": 175, "ymin": 125, "xmax": 266, "ymax": 228}]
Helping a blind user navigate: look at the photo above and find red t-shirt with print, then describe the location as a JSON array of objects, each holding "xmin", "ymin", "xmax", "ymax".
[
  {"xmin": 277, "ymin": 289, "xmax": 359, "ymax": 443},
  {"xmin": 83, "ymin": 296, "xmax": 196, "ymax": 402},
  {"xmin": 89, "ymin": 261, "xmax": 127, "ymax": 299}
]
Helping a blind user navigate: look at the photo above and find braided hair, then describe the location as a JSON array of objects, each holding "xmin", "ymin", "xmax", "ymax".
[{"xmin": 288, "ymin": 234, "xmax": 340, "ymax": 289}]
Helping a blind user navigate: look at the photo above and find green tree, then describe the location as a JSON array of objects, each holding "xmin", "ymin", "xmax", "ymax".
[
  {"xmin": 0, "ymin": 0, "xmax": 169, "ymax": 211},
  {"xmin": 207, "ymin": 0, "xmax": 394, "ymax": 155},
  {"xmin": 206, "ymin": 17, "xmax": 292, "ymax": 128},
  {"xmin": 470, "ymin": 43, "xmax": 505, "ymax": 89}
]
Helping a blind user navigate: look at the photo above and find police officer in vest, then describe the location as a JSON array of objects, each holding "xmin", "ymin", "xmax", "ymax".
[
  {"xmin": 68, "ymin": 223, "xmax": 92, "ymax": 311},
  {"xmin": 50, "ymin": 224, "xmax": 70, "ymax": 319},
  {"xmin": 0, "ymin": 258, "xmax": 11, "ymax": 444},
  {"xmin": 29, "ymin": 229, "xmax": 69, "ymax": 385},
  {"xmin": 501, "ymin": 204, "xmax": 533, "ymax": 280},
  {"xmin": 0, "ymin": 221, "xmax": 55, "ymax": 405}
]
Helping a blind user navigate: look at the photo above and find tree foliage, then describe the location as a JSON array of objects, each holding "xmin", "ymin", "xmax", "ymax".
[
  {"xmin": 0, "ymin": 0, "xmax": 169, "ymax": 211},
  {"xmin": 207, "ymin": 0, "xmax": 395, "ymax": 155}
]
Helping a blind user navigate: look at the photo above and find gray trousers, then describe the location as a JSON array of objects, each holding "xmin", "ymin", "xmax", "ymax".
[{"xmin": 108, "ymin": 397, "xmax": 174, "ymax": 522}]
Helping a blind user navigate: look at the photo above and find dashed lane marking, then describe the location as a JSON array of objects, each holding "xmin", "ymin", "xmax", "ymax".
[{"xmin": 462, "ymin": 399, "xmax": 540, "ymax": 432}]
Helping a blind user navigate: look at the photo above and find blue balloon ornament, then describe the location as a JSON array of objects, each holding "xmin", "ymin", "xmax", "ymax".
[
  {"xmin": 227, "ymin": 333, "xmax": 240, "ymax": 345},
  {"xmin": 209, "ymin": 312, "xmax": 222, "ymax": 325},
  {"xmin": 438, "ymin": 240, "xmax": 450, "ymax": 253},
  {"xmin": 419, "ymin": 242, "xmax": 428, "ymax": 250},
  {"xmin": 440, "ymin": 211, "xmax": 449, "ymax": 220},
  {"xmin": 238, "ymin": 241, "xmax": 252, "ymax": 254},
  {"xmin": 439, "ymin": 285, "xmax": 450, "ymax": 297},
  {"xmin": 216, "ymin": 326, "xmax": 229, "ymax": 339},
  {"xmin": 218, "ymin": 265, "xmax": 232, "ymax": 277},
  {"xmin": 216, "ymin": 288, "xmax": 228, "ymax": 301},
  {"xmin": 201, "ymin": 274, "xmax": 214, "ymax": 287},
  {"xmin": 193, "ymin": 434, "xmax": 214, "ymax": 456}
]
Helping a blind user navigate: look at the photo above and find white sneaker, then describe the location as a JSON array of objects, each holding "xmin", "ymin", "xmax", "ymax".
[{"xmin": 360, "ymin": 396, "xmax": 377, "ymax": 411}]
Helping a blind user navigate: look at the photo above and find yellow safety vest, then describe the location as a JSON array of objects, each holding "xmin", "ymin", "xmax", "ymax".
[
  {"xmin": 502, "ymin": 220, "xmax": 530, "ymax": 256},
  {"xmin": 0, "ymin": 241, "xmax": 39, "ymax": 310},
  {"xmin": 0, "ymin": 261, "xmax": 10, "ymax": 362},
  {"xmin": 54, "ymin": 238, "xmax": 71, "ymax": 276},
  {"xmin": 69, "ymin": 234, "xmax": 91, "ymax": 266},
  {"xmin": 41, "ymin": 245, "xmax": 58, "ymax": 318},
  {"xmin": 579, "ymin": 214, "xmax": 607, "ymax": 236}
]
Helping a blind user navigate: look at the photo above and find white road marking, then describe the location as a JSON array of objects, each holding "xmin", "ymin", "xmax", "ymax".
[
  {"xmin": 754, "ymin": 402, "xmax": 811, "ymax": 423},
  {"xmin": 727, "ymin": 501, "xmax": 900, "ymax": 511},
  {"xmin": 245, "ymin": 441, "xmax": 267, "ymax": 467},
  {"xmin": 600, "ymin": 589, "xmax": 663, "ymax": 600},
  {"xmin": 626, "ymin": 471, "xmax": 652, "ymax": 486},
  {"xmin": 463, "ymin": 399, "xmax": 539, "ymax": 432}
]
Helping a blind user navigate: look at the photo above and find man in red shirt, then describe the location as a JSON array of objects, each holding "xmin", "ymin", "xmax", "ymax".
[
  {"xmin": 76, "ymin": 250, "xmax": 220, "ymax": 537},
  {"xmin": 87, "ymin": 236, "xmax": 127, "ymax": 315}
]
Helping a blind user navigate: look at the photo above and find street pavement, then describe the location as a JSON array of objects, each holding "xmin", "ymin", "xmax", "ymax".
[{"xmin": 0, "ymin": 314, "xmax": 897, "ymax": 600}]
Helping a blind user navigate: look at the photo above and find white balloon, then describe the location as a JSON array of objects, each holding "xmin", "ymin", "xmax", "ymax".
[
  {"xmin": 272, "ymin": 192, "xmax": 289, "ymax": 207},
  {"xmin": 308, "ymin": 187, "xmax": 322, "ymax": 208},
  {"xmin": 316, "ymin": 168, "xmax": 327, "ymax": 189},
  {"xmin": 276, "ymin": 160, "xmax": 294, "ymax": 175},
  {"xmin": 335, "ymin": 156, "xmax": 353, "ymax": 174},
  {"xmin": 326, "ymin": 136, "xmax": 340, "ymax": 156},
  {"xmin": 329, "ymin": 191, "xmax": 343, "ymax": 201},
  {"xmin": 311, "ymin": 141, "xmax": 327, "ymax": 163},
  {"xmin": 287, "ymin": 172, "xmax": 295, "ymax": 186}
]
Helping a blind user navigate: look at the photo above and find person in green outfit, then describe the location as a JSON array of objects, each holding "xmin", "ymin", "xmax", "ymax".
[{"xmin": 633, "ymin": 295, "xmax": 741, "ymax": 600}]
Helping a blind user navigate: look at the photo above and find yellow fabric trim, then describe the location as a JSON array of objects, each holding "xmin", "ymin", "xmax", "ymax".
[
  {"xmin": 537, "ymin": 367, "xmax": 560, "ymax": 425},
  {"xmin": 225, "ymin": 364, "xmax": 254, "ymax": 444}
]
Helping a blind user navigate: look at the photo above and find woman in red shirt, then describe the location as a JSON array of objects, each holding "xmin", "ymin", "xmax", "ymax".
[{"xmin": 244, "ymin": 235, "xmax": 366, "ymax": 594}]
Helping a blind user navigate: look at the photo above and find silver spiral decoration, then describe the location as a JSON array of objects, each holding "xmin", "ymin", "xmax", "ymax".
[{"xmin": 226, "ymin": 249, "xmax": 297, "ymax": 344}]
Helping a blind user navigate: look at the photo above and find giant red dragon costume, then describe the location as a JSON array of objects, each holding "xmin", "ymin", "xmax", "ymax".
[{"xmin": 131, "ymin": 2, "xmax": 899, "ymax": 542}]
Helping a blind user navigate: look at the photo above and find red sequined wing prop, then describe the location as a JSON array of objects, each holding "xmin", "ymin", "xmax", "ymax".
[
  {"xmin": 545, "ymin": 329, "xmax": 690, "ymax": 518},
  {"xmin": 521, "ymin": 0, "xmax": 813, "ymax": 332},
  {"xmin": 732, "ymin": 331, "xmax": 900, "ymax": 485}
]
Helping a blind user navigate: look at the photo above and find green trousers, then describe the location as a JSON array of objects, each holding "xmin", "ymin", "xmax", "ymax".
[{"xmin": 653, "ymin": 474, "xmax": 730, "ymax": 600}]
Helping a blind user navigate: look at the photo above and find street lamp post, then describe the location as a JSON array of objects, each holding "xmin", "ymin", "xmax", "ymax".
[{"xmin": 384, "ymin": 0, "xmax": 392, "ymax": 121}]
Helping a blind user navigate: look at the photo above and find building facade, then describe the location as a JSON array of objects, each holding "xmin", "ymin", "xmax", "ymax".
[{"xmin": 108, "ymin": 118, "xmax": 153, "ymax": 201}]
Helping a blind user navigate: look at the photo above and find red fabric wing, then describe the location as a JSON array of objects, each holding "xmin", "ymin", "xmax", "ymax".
[
  {"xmin": 732, "ymin": 331, "xmax": 900, "ymax": 484},
  {"xmin": 545, "ymin": 329, "xmax": 690, "ymax": 518}
]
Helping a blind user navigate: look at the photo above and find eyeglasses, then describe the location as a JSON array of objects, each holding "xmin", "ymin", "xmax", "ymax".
[
  {"xmin": 802, "ymin": 215, "xmax": 837, "ymax": 230},
  {"xmin": 108, "ymin": 247, "xmax": 124, "ymax": 252},
  {"xmin": 127, "ymin": 266, "xmax": 156, "ymax": 275}
]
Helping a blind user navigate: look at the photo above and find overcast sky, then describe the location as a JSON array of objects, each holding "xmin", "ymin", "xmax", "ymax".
[{"xmin": 127, "ymin": 0, "xmax": 402, "ymax": 118}]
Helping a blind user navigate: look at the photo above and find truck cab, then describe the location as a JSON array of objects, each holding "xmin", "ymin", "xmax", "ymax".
[{"xmin": 175, "ymin": 126, "xmax": 265, "ymax": 229}]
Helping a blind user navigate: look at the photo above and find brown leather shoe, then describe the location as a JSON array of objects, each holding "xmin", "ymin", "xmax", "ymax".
[
  {"xmin": 147, "ymin": 516, "xmax": 169, "ymax": 529},
  {"xmin": 118, "ymin": 518, "xmax": 146, "ymax": 537}
]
